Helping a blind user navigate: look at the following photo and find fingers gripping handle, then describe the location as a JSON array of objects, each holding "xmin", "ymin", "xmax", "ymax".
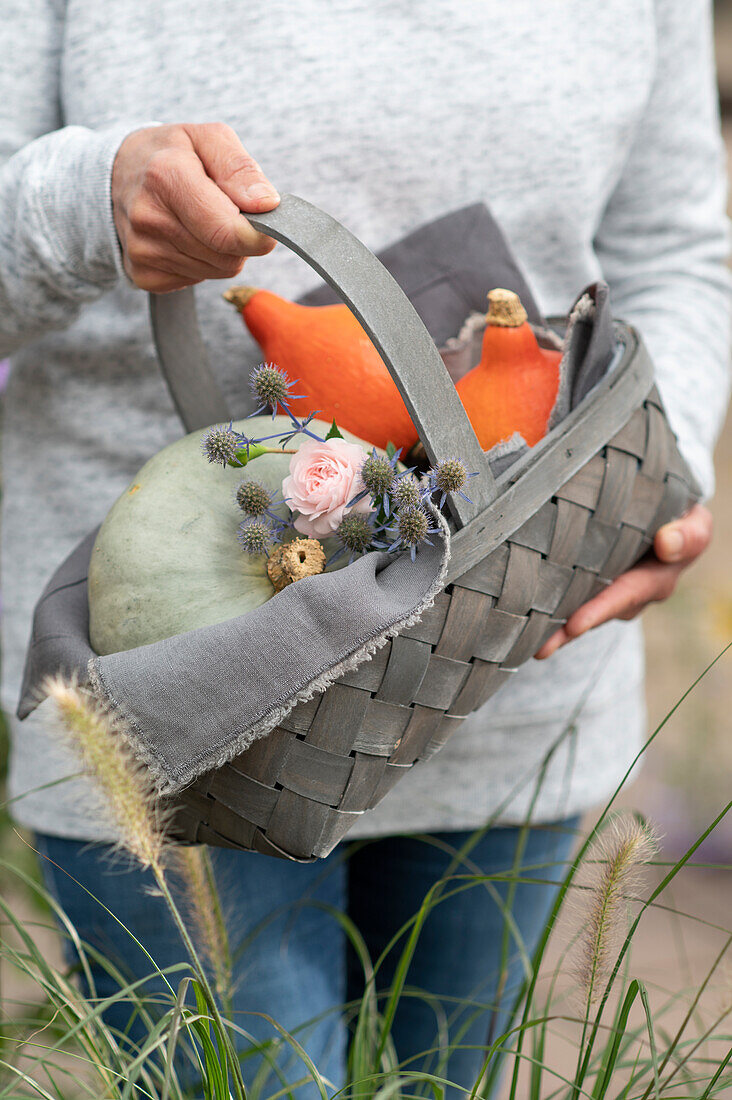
[{"xmin": 150, "ymin": 193, "xmax": 497, "ymax": 527}]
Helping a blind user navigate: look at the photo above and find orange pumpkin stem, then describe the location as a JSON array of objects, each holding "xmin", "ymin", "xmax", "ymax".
[
  {"xmin": 223, "ymin": 285, "xmax": 259, "ymax": 310},
  {"xmin": 485, "ymin": 288, "xmax": 528, "ymax": 328}
]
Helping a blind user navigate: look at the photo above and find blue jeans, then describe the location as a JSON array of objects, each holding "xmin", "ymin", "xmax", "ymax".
[{"xmin": 36, "ymin": 821, "xmax": 578, "ymax": 1096}]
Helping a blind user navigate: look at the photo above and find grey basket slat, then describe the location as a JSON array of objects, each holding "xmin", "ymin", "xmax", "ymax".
[
  {"xmin": 337, "ymin": 645, "xmax": 391, "ymax": 691},
  {"xmin": 548, "ymin": 499, "xmax": 592, "ymax": 567},
  {"xmin": 450, "ymin": 543, "xmax": 511, "ymax": 598},
  {"xmin": 207, "ymin": 767, "xmax": 279, "ymax": 829},
  {"xmin": 573, "ymin": 517, "xmax": 623, "ymax": 574},
  {"xmin": 413, "ymin": 655, "xmax": 472, "ymax": 710},
  {"xmin": 398, "ymin": 592, "xmax": 451, "ymax": 645},
  {"xmin": 471, "ymin": 607, "xmax": 529, "ymax": 662},
  {"xmin": 375, "ymin": 636, "xmax": 432, "ymax": 704},
  {"xmin": 433, "ymin": 586, "xmax": 489, "ymax": 661},
  {"xmin": 593, "ymin": 449, "xmax": 640, "ymax": 527},
  {"xmin": 339, "ymin": 752, "xmax": 388, "ymax": 812},
  {"xmin": 532, "ymin": 559, "xmax": 575, "ymax": 612},
  {"xmin": 495, "ymin": 544, "xmax": 541, "ymax": 615},
  {"xmin": 389, "ymin": 705, "xmax": 444, "ymax": 765},
  {"xmin": 355, "ymin": 700, "xmax": 413, "ymax": 747},
  {"xmin": 510, "ymin": 504, "xmax": 558, "ymax": 556},
  {"xmin": 277, "ymin": 739, "xmax": 354, "ymax": 806},
  {"xmin": 304, "ymin": 684, "xmax": 370, "ymax": 752}
]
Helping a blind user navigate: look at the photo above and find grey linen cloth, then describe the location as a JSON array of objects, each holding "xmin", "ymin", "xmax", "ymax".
[
  {"xmin": 19, "ymin": 525, "xmax": 449, "ymax": 794},
  {"xmin": 17, "ymin": 202, "xmax": 616, "ymax": 797}
]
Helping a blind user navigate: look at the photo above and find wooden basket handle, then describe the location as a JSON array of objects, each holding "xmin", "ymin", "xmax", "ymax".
[{"xmin": 149, "ymin": 193, "xmax": 496, "ymax": 526}]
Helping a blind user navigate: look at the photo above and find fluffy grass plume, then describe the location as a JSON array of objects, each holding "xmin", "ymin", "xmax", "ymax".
[
  {"xmin": 45, "ymin": 675, "xmax": 167, "ymax": 870},
  {"xmin": 174, "ymin": 846, "xmax": 233, "ymax": 1005},
  {"xmin": 572, "ymin": 814, "xmax": 659, "ymax": 1005}
]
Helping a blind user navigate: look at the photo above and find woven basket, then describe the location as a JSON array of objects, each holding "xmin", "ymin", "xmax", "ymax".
[{"xmin": 147, "ymin": 195, "xmax": 699, "ymax": 862}]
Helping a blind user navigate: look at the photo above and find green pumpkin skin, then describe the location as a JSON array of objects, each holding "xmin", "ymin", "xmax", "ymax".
[{"xmin": 88, "ymin": 416, "xmax": 367, "ymax": 656}]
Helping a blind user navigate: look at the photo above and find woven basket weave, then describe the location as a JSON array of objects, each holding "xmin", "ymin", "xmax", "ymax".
[{"xmin": 147, "ymin": 196, "xmax": 699, "ymax": 862}]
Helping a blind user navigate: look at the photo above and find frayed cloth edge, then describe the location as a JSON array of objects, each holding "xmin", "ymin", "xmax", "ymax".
[{"xmin": 87, "ymin": 511, "xmax": 451, "ymax": 798}]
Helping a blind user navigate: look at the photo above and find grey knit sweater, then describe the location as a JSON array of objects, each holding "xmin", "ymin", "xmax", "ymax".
[{"xmin": 1, "ymin": 0, "xmax": 730, "ymax": 842}]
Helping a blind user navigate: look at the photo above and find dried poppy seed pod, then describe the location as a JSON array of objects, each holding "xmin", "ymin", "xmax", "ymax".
[{"xmin": 267, "ymin": 537, "xmax": 326, "ymax": 593}]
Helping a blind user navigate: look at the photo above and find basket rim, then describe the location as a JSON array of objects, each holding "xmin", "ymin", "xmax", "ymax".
[{"xmin": 446, "ymin": 321, "xmax": 656, "ymax": 583}]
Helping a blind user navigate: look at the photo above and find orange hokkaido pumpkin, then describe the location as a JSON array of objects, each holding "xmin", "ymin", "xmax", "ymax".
[
  {"xmin": 455, "ymin": 289, "xmax": 561, "ymax": 450},
  {"xmin": 224, "ymin": 287, "xmax": 419, "ymax": 452}
]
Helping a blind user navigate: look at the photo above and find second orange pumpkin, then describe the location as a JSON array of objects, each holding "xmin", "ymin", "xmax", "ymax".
[{"xmin": 455, "ymin": 288, "xmax": 562, "ymax": 450}]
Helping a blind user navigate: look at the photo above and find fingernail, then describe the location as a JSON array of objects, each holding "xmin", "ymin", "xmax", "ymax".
[
  {"xmin": 244, "ymin": 183, "xmax": 280, "ymax": 205},
  {"xmin": 662, "ymin": 528, "xmax": 684, "ymax": 560}
]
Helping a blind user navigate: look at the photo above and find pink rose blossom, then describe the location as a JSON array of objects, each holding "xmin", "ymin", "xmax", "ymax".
[{"xmin": 282, "ymin": 438, "xmax": 372, "ymax": 538}]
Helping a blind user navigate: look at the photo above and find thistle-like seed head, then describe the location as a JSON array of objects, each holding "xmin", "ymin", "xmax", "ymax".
[
  {"xmin": 337, "ymin": 513, "xmax": 375, "ymax": 554},
  {"xmin": 392, "ymin": 473, "xmax": 421, "ymax": 510},
  {"xmin": 237, "ymin": 518, "xmax": 275, "ymax": 556},
  {"xmin": 361, "ymin": 451, "xmax": 396, "ymax": 498},
  {"xmin": 397, "ymin": 505, "xmax": 429, "ymax": 547},
  {"xmin": 432, "ymin": 458, "xmax": 468, "ymax": 495},
  {"xmin": 250, "ymin": 362, "xmax": 291, "ymax": 411},
  {"xmin": 235, "ymin": 479, "xmax": 273, "ymax": 516},
  {"xmin": 201, "ymin": 424, "xmax": 239, "ymax": 467}
]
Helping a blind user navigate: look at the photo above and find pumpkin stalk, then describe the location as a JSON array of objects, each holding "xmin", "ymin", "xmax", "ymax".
[
  {"xmin": 223, "ymin": 285, "xmax": 259, "ymax": 310},
  {"xmin": 485, "ymin": 287, "xmax": 528, "ymax": 328}
]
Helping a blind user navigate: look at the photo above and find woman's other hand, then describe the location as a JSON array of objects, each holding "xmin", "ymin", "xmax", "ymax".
[
  {"xmin": 111, "ymin": 123, "xmax": 280, "ymax": 293},
  {"xmin": 534, "ymin": 503, "xmax": 713, "ymax": 659}
]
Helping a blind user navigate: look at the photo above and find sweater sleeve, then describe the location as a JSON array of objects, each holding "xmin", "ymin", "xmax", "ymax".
[
  {"xmin": 593, "ymin": 0, "xmax": 732, "ymax": 498},
  {"xmin": 0, "ymin": 0, "xmax": 156, "ymax": 357}
]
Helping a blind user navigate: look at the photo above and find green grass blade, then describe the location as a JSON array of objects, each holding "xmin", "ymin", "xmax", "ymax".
[
  {"xmin": 192, "ymin": 981, "xmax": 230, "ymax": 1100},
  {"xmin": 587, "ymin": 979, "xmax": 640, "ymax": 1100},
  {"xmin": 637, "ymin": 982, "xmax": 659, "ymax": 1100},
  {"xmin": 699, "ymin": 1044, "xmax": 732, "ymax": 1100}
]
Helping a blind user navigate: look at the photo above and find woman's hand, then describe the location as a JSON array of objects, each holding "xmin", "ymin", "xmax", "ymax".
[
  {"xmin": 111, "ymin": 123, "xmax": 280, "ymax": 293},
  {"xmin": 534, "ymin": 503, "xmax": 712, "ymax": 659}
]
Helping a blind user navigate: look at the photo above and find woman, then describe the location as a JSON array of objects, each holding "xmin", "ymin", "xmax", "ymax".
[{"xmin": 1, "ymin": 0, "xmax": 728, "ymax": 1093}]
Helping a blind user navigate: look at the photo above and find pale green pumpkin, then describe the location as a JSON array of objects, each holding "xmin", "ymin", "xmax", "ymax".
[{"xmin": 88, "ymin": 415, "xmax": 368, "ymax": 656}]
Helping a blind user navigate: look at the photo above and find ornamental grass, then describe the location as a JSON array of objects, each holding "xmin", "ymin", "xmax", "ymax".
[{"xmin": 0, "ymin": 647, "xmax": 731, "ymax": 1099}]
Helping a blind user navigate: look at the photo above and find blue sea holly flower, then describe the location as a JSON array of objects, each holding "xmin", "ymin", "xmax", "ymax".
[
  {"xmin": 349, "ymin": 447, "xmax": 402, "ymax": 512},
  {"xmin": 389, "ymin": 505, "xmax": 440, "ymax": 562},
  {"xmin": 362, "ymin": 450, "xmax": 397, "ymax": 496},
  {"xmin": 391, "ymin": 472, "xmax": 422, "ymax": 510},
  {"xmin": 201, "ymin": 423, "xmax": 240, "ymax": 467},
  {"xmin": 237, "ymin": 518, "xmax": 278, "ymax": 557},
  {"xmin": 234, "ymin": 479, "xmax": 287, "ymax": 529},
  {"xmin": 425, "ymin": 458, "xmax": 477, "ymax": 509},
  {"xmin": 235, "ymin": 479, "xmax": 272, "ymax": 516},
  {"xmin": 249, "ymin": 363, "xmax": 305, "ymax": 418},
  {"xmin": 331, "ymin": 512, "xmax": 378, "ymax": 564}
]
